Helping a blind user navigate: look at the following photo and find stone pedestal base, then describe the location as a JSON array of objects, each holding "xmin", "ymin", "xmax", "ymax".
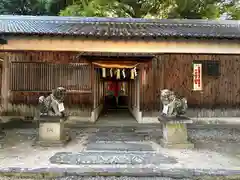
[
  {"xmin": 34, "ymin": 116, "xmax": 70, "ymax": 147},
  {"xmin": 160, "ymin": 139, "xmax": 194, "ymax": 149},
  {"xmin": 159, "ymin": 115, "xmax": 194, "ymax": 149},
  {"xmin": 0, "ymin": 131, "xmax": 5, "ymax": 149}
]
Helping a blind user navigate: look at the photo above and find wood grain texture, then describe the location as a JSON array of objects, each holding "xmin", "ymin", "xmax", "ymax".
[
  {"xmin": 141, "ymin": 54, "xmax": 240, "ymax": 112},
  {"xmin": 2, "ymin": 52, "xmax": 240, "ymax": 116},
  {"xmin": 2, "ymin": 51, "xmax": 93, "ymax": 111}
]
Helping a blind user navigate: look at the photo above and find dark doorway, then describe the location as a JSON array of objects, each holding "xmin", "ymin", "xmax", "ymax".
[
  {"xmin": 96, "ymin": 80, "xmax": 137, "ymax": 124},
  {"xmin": 103, "ymin": 80, "xmax": 129, "ymax": 110}
]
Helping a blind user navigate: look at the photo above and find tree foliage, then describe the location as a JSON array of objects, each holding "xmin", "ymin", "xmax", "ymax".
[
  {"xmin": 168, "ymin": 0, "xmax": 223, "ymax": 19},
  {"xmin": 59, "ymin": 0, "xmax": 173, "ymax": 18},
  {"xmin": 0, "ymin": 0, "xmax": 239, "ymax": 20},
  {"xmin": 59, "ymin": 0, "xmax": 240, "ymax": 20},
  {"xmin": 0, "ymin": 0, "xmax": 48, "ymax": 15},
  {"xmin": 224, "ymin": 0, "xmax": 240, "ymax": 20},
  {"xmin": 47, "ymin": 0, "xmax": 74, "ymax": 15}
]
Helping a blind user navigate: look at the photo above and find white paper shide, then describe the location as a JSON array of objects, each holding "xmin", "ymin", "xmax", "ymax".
[
  {"xmin": 58, "ymin": 103, "xmax": 65, "ymax": 112},
  {"xmin": 162, "ymin": 105, "xmax": 169, "ymax": 114}
]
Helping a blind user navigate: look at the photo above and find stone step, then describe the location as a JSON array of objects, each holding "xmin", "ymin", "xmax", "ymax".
[
  {"xmin": 49, "ymin": 151, "xmax": 177, "ymax": 165},
  {"xmin": 88, "ymin": 135, "xmax": 146, "ymax": 142},
  {"xmin": 97, "ymin": 127, "xmax": 136, "ymax": 133},
  {"xmin": 86, "ymin": 142, "xmax": 154, "ymax": 151}
]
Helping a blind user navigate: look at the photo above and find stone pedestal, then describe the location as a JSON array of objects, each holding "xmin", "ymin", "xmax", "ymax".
[
  {"xmin": 0, "ymin": 131, "xmax": 5, "ymax": 149},
  {"xmin": 159, "ymin": 115, "xmax": 194, "ymax": 149},
  {"xmin": 35, "ymin": 116, "xmax": 70, "ymax": 147},
  {"xmin": 0, "ymin": 122, "xmax": 5, "ymax": 148}
]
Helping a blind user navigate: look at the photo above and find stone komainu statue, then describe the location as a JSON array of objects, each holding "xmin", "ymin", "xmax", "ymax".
[
  {"xmin": 38, "ymin": 87, "xmax": 66, "ymax": 117},
  {"xmin": 160, "ymin": 89, "xmax": 188, "ymax": 117}
]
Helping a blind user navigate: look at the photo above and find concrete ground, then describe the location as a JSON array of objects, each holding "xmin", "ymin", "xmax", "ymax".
[
  {"xmin": 0, "ymin": 126, "xmax": 240, "ymax": 179},
  {"xmin": 1, "ymin": 109, "xmax": 240, "ymax": 179}
]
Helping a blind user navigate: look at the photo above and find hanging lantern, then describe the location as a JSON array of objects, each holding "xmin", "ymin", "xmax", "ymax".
[
  {"xmin": 122, "ymin": 69, "xmax": 126, "ymax": 78},
  {"xmin": 102, "ymin": 68, "xmax": 106, "ymax": 78},
  {"xmin": 116, "ymin": 69, "xmax": 120, "ymax": 79},
  {"xmin": 110, "ymin": 68, "xmax": 113, "ymax": 77}
]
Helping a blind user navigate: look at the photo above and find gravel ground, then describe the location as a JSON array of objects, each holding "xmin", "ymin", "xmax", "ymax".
[
  {"xmin": 1, "ymin": 122, "xmax": 240, "ymax": 179},
  {"xmin": 0, "ymin": 128, "xmax": 240, "ymax": 171},
  {"xmin": 188, "ymin": 127, "xmax": 240, "ymax": 142}
]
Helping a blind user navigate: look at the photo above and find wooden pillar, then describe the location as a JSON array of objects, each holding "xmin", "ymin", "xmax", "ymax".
[
  {"xmin": 91, "ymin": 64, "xmax": 96, "ymax": 109},
  {"xmin": 139, "ymin": 63, "xmax": 145, "ymax": 111},
  {"xmin": 1, "ymin": 52, "xmax": 10, "ymax": 110},
  {"xmin": 128, "ymin": 81, "xmax": 132, "ymax": 107},
  {"xmin": 152, "ymin": 56, "xmax": 157, "ymax": 111},
  {"xmin": 136, "ymin": 73, "xmax": 140, "ymax": 109}
]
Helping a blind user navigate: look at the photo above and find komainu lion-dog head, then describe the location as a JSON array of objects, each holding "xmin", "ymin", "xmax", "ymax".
[
  {"xmin": 160, "ymin": 89, "xmax": 175, "ymax": 105},
  {"xmin": 52, "ymin": 87, "xmax": 66, "ymax": 102}
]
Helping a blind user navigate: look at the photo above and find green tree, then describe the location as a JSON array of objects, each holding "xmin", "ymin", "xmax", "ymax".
[
  {"xmin": 47, "ymin": 0, "xmax": 74, "ymax": 15},
  {"xmin": 0, "ymin": 0, "xmax": 48, "ymax": 15},
  {"xmin": 60, "ymin": 0, "xmax": 172, "ymax": 18},
  {"xmin": 168, "ymin": 0, "xmax": 223, "ymax": 19},
  {"xmin": 59, "ymin": 0, "xmax": 240, "ymax": 19},
  {"xmin": 60, "ymin": 0, "xmax": 133, "ymax": 17},
  {"xmin": 230, "ymin": 6, "xmax": 240, "ymax": 20},
  {"xmin": 224, "ymin": 0, "xmax": 240, "ymax": 20}
]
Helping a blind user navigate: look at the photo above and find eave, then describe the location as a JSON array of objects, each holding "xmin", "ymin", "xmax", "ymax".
[{"xmin": 1, "ymin": 35, "xmax": 240, "ymax": 55}]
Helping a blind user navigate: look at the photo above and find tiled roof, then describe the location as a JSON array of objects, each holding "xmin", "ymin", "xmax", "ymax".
[{"xmin": 0, "ymin": 15, "xmax": 240, "ymax": 39}]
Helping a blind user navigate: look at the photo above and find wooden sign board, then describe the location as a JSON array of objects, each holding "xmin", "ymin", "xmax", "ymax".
[{"xmin": 193, "ymin": 63, "xmax": 202, "ymax": 91}]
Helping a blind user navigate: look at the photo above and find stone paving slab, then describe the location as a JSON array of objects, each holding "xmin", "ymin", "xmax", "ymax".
[
  {"xmin": 94, "ymin": 132, "xmax": 147, "ymax": 137},
  {"xmin": 0, "ymin": 166, "xmax": 240, "ymax": 179},
  {"xmin": 135, "ymin": 128, "xmax": 162, "ymax": 133},
  {"xmin": 95, "ymin": 131, "xmax": 146, "ymax": 136},
  {"xmin": 97, "ymin": 127, "xmax": 136, "ymax": 133},
  {"xmin": 86, "ymin": 142, "xmax": 154, "ymax": 151},
  {"xmin": 89, "ymin": 127, "xmax": 153, "ymax": 143},
  {"xmin": 49, "ymin": 151, "xmax": 177, "ymax": 165},
  {"xmin": 89, "ymin": 136, "xmax": 146, "ymax": 142},
  {"xmin": 89, "ymin": 132, "xmax": 147, "ymax": 142},
  {"xmin": 0, "ymin": 176, "xmax": 194, "ymax": 180},
  {"xmin": 55, "ymin": 177, "xmax": 192, "ymax": 180}
]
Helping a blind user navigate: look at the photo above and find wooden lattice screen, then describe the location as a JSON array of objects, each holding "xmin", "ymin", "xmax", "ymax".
[{"xmin": 10, "ymin": 62, "xmax": 91, "ymax": 92}]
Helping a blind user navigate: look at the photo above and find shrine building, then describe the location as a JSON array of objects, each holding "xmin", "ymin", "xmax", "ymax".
[{"xmin": 0, "ymin": 15, "xmax": 240, "ymax": 124}]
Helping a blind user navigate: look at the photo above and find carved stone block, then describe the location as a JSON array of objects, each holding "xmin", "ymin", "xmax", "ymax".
[
  {"xmin": 34, "ymin": 116, "xmax": 70, "ymax": 147},
  {"xmin": 159, "ymin": 115, "xmax": 194, "ymax": 149}
]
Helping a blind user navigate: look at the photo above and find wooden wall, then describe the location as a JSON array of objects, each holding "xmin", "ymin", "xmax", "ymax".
[
  {"xmin": 1, "ymin": 51, "xmax": 93, "ymax": 116},
  {"xmin": 2, "ymin": 52, "xmax": 240, "ymax": 117},
  {"xmin": 141, "ymin": 54, "xmax": 240, "ymax": 113}
]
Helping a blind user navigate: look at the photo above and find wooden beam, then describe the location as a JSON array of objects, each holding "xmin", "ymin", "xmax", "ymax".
[{"xmin": 2, "ymin": 36, "xmax": 240, "ymax": 54}]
